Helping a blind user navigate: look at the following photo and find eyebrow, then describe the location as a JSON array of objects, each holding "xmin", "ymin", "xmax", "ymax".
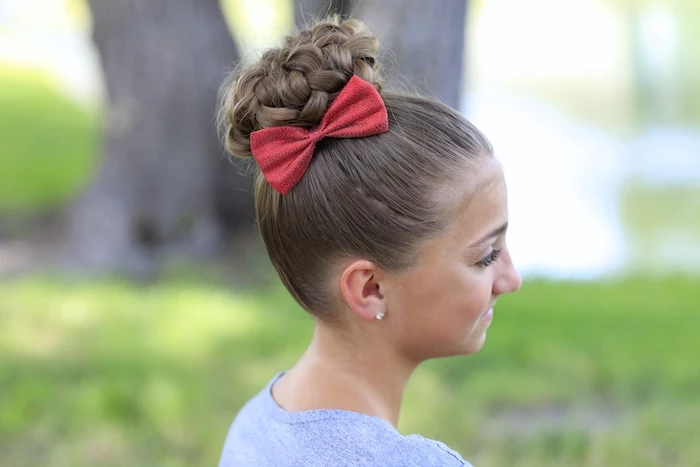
[{"xmin": 469, "ymin": 222, "xmax": 508, "ymax": 249}]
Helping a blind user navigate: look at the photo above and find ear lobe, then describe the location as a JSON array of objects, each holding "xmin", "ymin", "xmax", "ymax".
[{"xmin": 339, "ymin": 260, "xmax": 386, "ymax": 322}]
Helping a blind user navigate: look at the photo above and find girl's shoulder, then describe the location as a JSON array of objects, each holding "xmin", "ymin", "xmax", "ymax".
[
  {"xmin": 220, "ymin": 374, "xmax": 471, "ymax": 467},
  {"xmin": 397, "ymin": 434, "xmax": 472, "ymax": 467}
]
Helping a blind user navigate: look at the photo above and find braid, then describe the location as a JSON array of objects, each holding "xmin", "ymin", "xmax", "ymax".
[{"xmin": 220, "ymin": 17, "xmax": 381, "ymax": 158}]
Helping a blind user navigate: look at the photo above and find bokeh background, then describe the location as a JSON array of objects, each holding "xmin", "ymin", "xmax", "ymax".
[{"xmin": 1, "ymin": 0, "xmax": 699, "ymax": 466}]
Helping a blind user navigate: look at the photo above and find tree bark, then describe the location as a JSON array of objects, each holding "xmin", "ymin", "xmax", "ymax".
[
  {"xmin": 294, "ymin": 0, "xmax": 350, "ymax": 28},
  {"xmin": 356, "ymin": 0, "xmax": 467, "ymax": 109},
  {"xmin": 65, "ymin": 0, "xmax": 251, "ymax": 275},
  {"xmin": 294, "ymin": 0, "xmax": 467, "ymax": 109}
]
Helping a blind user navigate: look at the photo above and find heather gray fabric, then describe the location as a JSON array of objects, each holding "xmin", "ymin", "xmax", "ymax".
[{"xmin": 219, "ymin": 373, "xmax": 471, "ymax": 467}]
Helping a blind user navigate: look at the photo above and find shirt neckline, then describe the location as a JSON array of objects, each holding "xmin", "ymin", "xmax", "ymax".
[{"xmin": 261, "ymin": 371, "xmax": 401, "ymax": 431}]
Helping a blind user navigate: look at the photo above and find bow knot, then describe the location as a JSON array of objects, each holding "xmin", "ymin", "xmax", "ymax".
[{"xmin": 250, "ymin": 75, "xmax": 389, "ymax": 195}]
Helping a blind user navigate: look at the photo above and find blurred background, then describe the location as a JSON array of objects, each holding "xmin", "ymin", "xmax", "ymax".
[{"xmin": 0, "ymin": 0, "xmax": 698, "ymax": 466}]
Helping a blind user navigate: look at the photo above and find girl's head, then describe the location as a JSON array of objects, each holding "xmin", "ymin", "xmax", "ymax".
[{"xmin": 219, "ymin": 17, "xmax": 521, "ymax": 361}]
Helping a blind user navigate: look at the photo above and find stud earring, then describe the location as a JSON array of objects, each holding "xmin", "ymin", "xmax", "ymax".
[{"xmin": 375, "ymin": 312, "xmax": 384, "ymax": 320}]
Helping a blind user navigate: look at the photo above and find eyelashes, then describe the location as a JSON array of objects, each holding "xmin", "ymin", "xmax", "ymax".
[{"xmin": 476, "ymin": 249, "xmax": 502, "ymax": 268}]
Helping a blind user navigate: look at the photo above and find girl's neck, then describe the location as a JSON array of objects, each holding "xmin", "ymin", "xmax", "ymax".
[{"xmin": 272, "ymin": 323, "xmax": 418, "ymax": 427}]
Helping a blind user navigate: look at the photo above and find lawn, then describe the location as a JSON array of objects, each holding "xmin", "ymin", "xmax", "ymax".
[
  {"xmin": 1, "ymin": 66, "xmax": 699, "ymax": 467},
  {"xmin": 1, "ymin": 275, "xmax": 698, "ymax": 466}
]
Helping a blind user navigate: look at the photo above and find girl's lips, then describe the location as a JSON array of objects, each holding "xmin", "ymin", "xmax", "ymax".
[{"xmin": 481, "ymin": 308, "xmax": 493, "ymax": 322}]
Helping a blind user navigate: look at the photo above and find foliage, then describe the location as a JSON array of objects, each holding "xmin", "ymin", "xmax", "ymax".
[{"xmin": 0, "ymin": 67, "xmax": 96, "ymax": 211}]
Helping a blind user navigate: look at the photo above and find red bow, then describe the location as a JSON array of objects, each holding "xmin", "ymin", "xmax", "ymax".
[{"xmin": 250, "ymin": 75, "xmax": 389, "ymax": 195}]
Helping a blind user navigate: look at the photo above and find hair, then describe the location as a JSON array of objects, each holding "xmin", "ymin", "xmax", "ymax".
[{"xmin": 218, "ymin": 16, "xmax": 493, "ymax": 319}]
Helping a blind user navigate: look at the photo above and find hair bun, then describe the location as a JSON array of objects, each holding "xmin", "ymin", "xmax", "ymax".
[{"xmin": 219, "ymin": 16, "xmax": 382, "ymax": 158}]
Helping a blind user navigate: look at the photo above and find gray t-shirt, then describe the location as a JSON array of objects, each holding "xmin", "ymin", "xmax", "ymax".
[{"xmin": 219, "ymin": 373, "xmax": 471, "ymax": 467}]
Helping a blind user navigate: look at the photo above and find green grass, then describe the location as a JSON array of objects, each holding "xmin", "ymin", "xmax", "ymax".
[
  {"xmin": 0, "ymin": 66, "xmax": 97, "ymax": 211},
  {"xmin": 0, "ymin": 275, "xmax": 698, "ymax": 467}
]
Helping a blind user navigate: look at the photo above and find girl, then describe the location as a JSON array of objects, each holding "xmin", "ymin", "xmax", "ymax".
[{"xmin": 217, "ymin": 16, "xmax": 521, "ymax": 467}]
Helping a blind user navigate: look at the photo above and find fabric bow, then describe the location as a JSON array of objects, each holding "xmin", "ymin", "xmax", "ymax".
[{"xmin": 250, "ymin": 75, "xmax": 389, "ymax": 195}]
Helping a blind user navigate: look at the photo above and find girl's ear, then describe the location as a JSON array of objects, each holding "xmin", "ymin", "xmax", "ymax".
[{"xmin": 339, "ymin": 260, "xmax": 386, "ymax": 321}]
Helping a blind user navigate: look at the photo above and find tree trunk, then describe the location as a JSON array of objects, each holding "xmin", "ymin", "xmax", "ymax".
[
  {"xmin": 65, "ymin": 0, "xmax": 251, "ymax": 275},
  {"xmin": 356, "ymin": 0, "xmax": 467, "ymax": 109},
  {"xmin": 294, "ymin": 0, "xmax": 467, "ymax": 109},
  {"xmin": 294, "ymin": 0, "xmax": 351, "ymax": 28}
]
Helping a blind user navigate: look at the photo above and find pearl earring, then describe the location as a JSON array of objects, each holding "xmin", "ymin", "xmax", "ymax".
[{"xmin": 375, "ymin": 312, "xmax": 384, "ymax": 320}]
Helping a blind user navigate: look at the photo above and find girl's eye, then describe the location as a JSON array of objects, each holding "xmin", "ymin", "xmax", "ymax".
[{"xmin": 476, "ymin": 249, "xmax": 502, "ymax": 268}]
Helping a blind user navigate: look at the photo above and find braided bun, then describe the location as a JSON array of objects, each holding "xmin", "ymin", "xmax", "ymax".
[{"xmin": 220, "ymin": 17, "xmax": 382, "ymax": 158}]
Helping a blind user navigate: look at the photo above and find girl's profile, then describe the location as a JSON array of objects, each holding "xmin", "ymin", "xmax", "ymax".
[{"xmin": 217, "ymin": 15, "xmax": 521, "ymax": 467}]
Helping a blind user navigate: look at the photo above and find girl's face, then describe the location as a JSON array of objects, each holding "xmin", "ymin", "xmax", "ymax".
[{"xmin": 382, "ymin": 159, "xmax": 522, "ymax": 362}]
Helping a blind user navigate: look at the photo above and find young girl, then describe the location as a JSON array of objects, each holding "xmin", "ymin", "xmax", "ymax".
[{"xmin": 217, "ymin": 16, "xmax": 521, "ymax": 467}]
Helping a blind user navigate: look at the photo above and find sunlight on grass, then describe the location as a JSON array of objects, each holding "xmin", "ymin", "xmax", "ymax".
[
  {"xmin": 148, "ymin": 286, "xmax": 263, "ymax": 361},
  {"xmin": 1, "ymin": 275, "xmax": 698, "ymax": 466},
  {"xmin": 0, "ymin": 279, "xmax": 264, "ymax": 362}
]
